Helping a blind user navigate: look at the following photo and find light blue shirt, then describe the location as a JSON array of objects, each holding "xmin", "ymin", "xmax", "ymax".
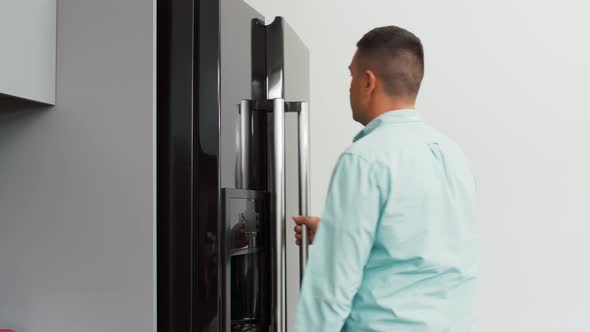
[{"xmin": 294, "ymin": 109, "xmax": 478, "ymax": 332}]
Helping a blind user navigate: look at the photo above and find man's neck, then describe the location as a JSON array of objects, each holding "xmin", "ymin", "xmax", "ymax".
[{"xmin": 363, "ymin": 104, "xmax": 415, "ymax": 126}]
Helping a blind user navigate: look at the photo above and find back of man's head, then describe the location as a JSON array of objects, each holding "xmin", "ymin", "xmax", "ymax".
[{"xmin": 356, "ymin": 26, "xmax": 424, "ymax": 99}]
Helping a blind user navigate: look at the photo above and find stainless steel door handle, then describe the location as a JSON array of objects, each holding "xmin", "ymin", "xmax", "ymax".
[
  {"xmin": 270, "ymin": 99, "xmax": 310, "ymax": 332},
  {"xmin": 237, "ymin": 100, "xmax": 251, "ymax": 189},
  {"xmin": 297, "ymin": 101, "xmax": 310, "ymax": 283},
  {"xmin": 272, "ymin": 98, "xmax": 287, "ymax": 332}
]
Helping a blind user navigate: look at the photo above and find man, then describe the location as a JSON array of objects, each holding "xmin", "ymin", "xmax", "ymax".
[{"xmin": 293, "ymin": 26, "xmax": 478, "ymax": 331}]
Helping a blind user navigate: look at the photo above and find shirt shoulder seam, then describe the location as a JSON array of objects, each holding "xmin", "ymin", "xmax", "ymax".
[{"xmin": 340, "ymin": 151, "xmax": 391, "ymax": 171}]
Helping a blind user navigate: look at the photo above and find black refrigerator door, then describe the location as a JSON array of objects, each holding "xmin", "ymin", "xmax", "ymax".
[
  {"xmin": 158, "ymin": 0, "xmax": 266, "ymax": 330},
  {"xmin": 222, "ymin": 15, "xmax": 311, "ymax": 332},
  {"xmin": 222, "ymin": 13, "xmax": 310, "ymax": 332},
  {"xmin": 157, "ymin": 0, "xmax": 309, "ymax": 331},
  {"xmin": 156, "ymin": 0, "xmax": 200, "ymax": 331},
  {"xmin": 219, "ymin": 1, "xmax": 269, "ymax": 331}
]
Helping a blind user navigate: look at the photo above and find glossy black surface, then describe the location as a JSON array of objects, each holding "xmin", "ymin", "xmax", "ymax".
[
  {"xmin": 266, "ymin": 17, "xmax": 310, "ymax": 102},
  {"xmin": 219, "ymin": 3, "xmax": 269, "ymax": 331},
  {"xmin": 157, "ymin": 0, "xmax": 196, "ymax": 330},
  {"xmin": 196, "ymin": 0, "xmax": 223, "ymax": 330},
  {"xmin": 223, "ymin": 189, "xmax": 270, "ymax": 332},
  {"xmin": 157, "ymin": 0, "xmax": 225, "ymax": 329},
  {"xmin": 250, "ymin": 19, "xmax": 270, "ymax": 192},
  {"xmin": 251, "ymin": 19, "xmax": 267, "ymax": 101},
  {"xmin": 158, "ymin": 0, "xmax": 262, "ymax": 331}
]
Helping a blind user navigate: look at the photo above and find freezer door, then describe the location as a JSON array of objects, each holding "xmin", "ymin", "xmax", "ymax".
[
  {"xmin": 220, "ymin": 14, "xmax": 311, "ymax": 332},
  {"xmin": 266, "ymin": 17, "xmax": 310, "ymax": 102},
  {"xmin": 220, "ymin": 1, "xmax": 271, "ymax": 332},
  {"xmin": 220, "ymin": 0, "xmax": 265, "ymax": 191}
]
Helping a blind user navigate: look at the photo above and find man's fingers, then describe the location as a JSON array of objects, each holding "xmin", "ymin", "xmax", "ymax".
[
  {"xmin": 293, "ymin": 215, "xmax": 318, "ymax": 225},
  {"xmin": 292, "ymin": 215, "xmax": 308, "ymax": 225},
  {"xmin": 293, "ymin": 215, "xmax": 318, "ymax": 246}
]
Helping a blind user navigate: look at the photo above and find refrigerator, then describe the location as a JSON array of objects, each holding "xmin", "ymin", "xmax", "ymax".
[{"xmin": 157, "ymin": 0, "xmax": 310, "ymax": 331}]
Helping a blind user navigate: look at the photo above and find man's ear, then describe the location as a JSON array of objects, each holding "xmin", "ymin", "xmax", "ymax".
[{"xmin": 363, "ymin": 69, "xmax": 377, "ymax": 94}]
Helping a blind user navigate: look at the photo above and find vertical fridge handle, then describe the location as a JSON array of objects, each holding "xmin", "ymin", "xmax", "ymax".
[
  {"xmin": 237, "ymin": 100, "xmax": 251, "ymax": 189},
  {"xmin": 298, "ymin": 102, "xmax": 310, "ymax": 284},
  {"xmin": 272, "ymin": 98, "xmax": 287, "ymax": 332},
  {"xmin": 271, "ymin": 99, "xmax": 310, "ymax": 331}
]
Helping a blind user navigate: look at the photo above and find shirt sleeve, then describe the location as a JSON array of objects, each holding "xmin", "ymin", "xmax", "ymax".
[{"xmin": 294, "ymin": 152, "xmax": 385, "ymax": 332}]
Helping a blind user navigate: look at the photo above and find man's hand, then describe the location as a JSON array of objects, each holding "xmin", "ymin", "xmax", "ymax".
[{"xmin": 292, "ymin": 215, "xmax": 320, "ymax": 246}]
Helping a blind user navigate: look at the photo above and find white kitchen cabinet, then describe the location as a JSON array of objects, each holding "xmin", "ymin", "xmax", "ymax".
[{"xmin": 0, "ymin": 0, "xmax": 56, "ymax": 105}]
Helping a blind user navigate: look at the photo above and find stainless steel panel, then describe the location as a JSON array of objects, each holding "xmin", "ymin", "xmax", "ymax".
[{"xmin": 223, "ymin": 188, "xmax": 270, "ymax": 332}]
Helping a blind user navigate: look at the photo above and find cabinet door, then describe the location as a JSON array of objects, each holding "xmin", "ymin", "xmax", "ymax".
[{"xmin": 0, "ymin": 0, "xmax": 56, "ymax": 104}]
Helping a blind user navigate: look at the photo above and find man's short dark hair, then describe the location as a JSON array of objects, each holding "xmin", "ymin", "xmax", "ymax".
[{"xmin": 356, "ymin": 26, "xmax": 424, "ymax": 98}]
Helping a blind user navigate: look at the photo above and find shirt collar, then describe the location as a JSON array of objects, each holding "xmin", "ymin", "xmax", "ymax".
[{"xmin": 353, "ymin": 109, "xmax": 422, "ymax": 142}]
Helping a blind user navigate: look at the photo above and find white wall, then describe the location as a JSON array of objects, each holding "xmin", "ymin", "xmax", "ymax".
[{"xmin": 247, "ymin": 0, "xmax": 590, "ymax": 331}]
